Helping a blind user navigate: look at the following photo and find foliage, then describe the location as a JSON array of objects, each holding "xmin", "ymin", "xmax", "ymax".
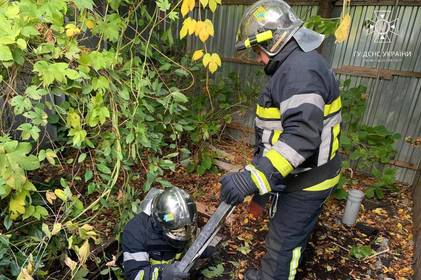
[
  {"xmin": 201, "ymin": 263, "xmax": 224, "ymax": 279},
  {"xmin": 0, "ymin": 0, "xmax": 222, "ymax": 277},
  {"xmin": 334, "ymin": 79, "xmax": 401, "ymax": 200},
  {"xmin": 349, "ymin": 245, "xmax": 374, "ymax": 260},
  {"xmin": 304, "ymin": 16, "xmax": 339, "ymax": 37}
]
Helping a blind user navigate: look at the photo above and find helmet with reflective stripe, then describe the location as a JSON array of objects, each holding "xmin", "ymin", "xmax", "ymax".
[
  {"xmin": 236, "ymin": 0, "xmax": 303, "ymax": 56},
  {"xmin": 151, "ymin": 187, "xmax": 197, "ymax": 242}
]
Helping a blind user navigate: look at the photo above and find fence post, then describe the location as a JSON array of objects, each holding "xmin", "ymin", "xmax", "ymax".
[{"xmin": 413, "ymin": 158, "xmax": 421, "ymax": 279}]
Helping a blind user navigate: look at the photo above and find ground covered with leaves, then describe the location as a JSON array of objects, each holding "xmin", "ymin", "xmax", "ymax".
[{"xmin": 164, "ymin": 140, "xmax": 414, "ymax": 280}]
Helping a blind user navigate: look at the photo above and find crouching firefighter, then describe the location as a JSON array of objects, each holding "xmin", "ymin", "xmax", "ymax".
[
  {"xmin": 220, "ymin": 0, "xmax": 342, "ymax": 279},
  {"xmin": 122, "ymin": 187, "xmax": 197, "ymax": 280}
]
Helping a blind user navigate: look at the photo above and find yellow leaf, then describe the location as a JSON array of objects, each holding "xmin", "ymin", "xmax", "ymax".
[
  {"xmin": 17, "ymin": 255, "xmax": 34, "ymax": 280},
  {"xmin": 46, "ymin": 191, "xmax": 57, "ymax": 204},
  {"xmin": 181, "ymin": 0, "xmax": 195, "ymax": 17},
  {"xmin": 78, "ymin": 240, "xmax": 90, "ymax": 265},
  {"xmin": 204, "ymin": 20, "xmax": 214, "ymax": 37},
  {"xmin": 192, "ymin": 49, "xmax": 204, "ymax": 61},
  {"xmin": 42, "ymin": 223, "xmax": 51, "ymax": 238},
  {"xmin": 54, "ymin": 189, "xmax": 68, "ymax": 202},
  {"xmin": 200, "ymin": 0, "xmax": 208, "ymax": 8},
  {"xmin": 203, "ymin": 53, "xmax": 211, "ymax": 67},
  {"xmin": 65, "ymin": 24, "xmax": 81, "ymax": 38},
  {"xmin": 194, "ymin": 21, "xmax": 203, "ymax": 37},
  {"xmin": 9, "ymin": 191, "xmax": 27, "ymax": 219},
  {"xmin": 209, "ymin": 0, "xmax": 218, "ymax": 12},
  {"xmin": 64, "ymin": 255, "xmax": 77, "ymax": 272},
  {"xmin": 180, "ymin": 0, "xmax": 189, "ymax": 17},
  {"xmin": 51, "ymin": 223, "xmax": 62, "ymax": 236},
  {"xmin": 199, "ymin": 28, "xmax": 210, "ymax": 42},
  {"xmin": 211, "ymin": 53, "xmax": 221, "ymax": 66},
  {"xmin": 335, "ymin": 13, "xmax": 351, "ymax": 43},
  {"xmin": 179, "ymin": 17, "xmax": 196, "ymax": 39},
  {"xmin": 372, "ymin": 208, "xmax": 386, "ymax": 215},
  {"xmin": 46, "ymin": 149, "xmax": 56, "ymax": 165},
  {"xmin": 208, "ymin": 61, "xmax": 218, "ymax": 73},
  {"xmin": 179, "ymin": 24, "xmax": 188, "ymax": 39},
  {"xmin": 85, "ymin": 19, "xmax": 95, "ymax": 30},
  {"xmin": 67, "ymin": 111, "xmax": 81, "ymax": 129}
]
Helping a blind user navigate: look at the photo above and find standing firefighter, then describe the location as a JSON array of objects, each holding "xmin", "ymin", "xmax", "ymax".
[
  {"xmin": 220, "ymin": 0, "xmax": 342, "ymax": 279},
  {"xmin": 122, "ymin": 187, "xmax": 196, "ymax": 280}
]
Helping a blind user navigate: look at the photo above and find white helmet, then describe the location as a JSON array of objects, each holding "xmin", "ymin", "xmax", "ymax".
[{"xmin": 236, "ymin": 0, "xmax": 324, "ymax": 56}]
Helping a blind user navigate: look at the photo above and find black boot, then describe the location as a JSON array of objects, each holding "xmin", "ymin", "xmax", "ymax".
[{"xmin": 244, "ymin": 269, "xmax": 260, "ymax": 280}]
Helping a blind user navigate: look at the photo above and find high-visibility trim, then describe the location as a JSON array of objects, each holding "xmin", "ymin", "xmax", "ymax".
[
  {"xmin": 255, "ymin": 118, "xmax": 283, "ymax": 131},
  {"xmin": 324, "ymin": 97, "xmax": 341, "ymax": 116},
  {"xmin": 256, "ymin": 30, "xmax": 273, "ymax": 43},
  {"xmin": 124, "ymin": 252, "xmax": 149, "ymax": 262},
  {"xmin": 135, "ymin": 270, "xmax": 145, "ymax": 280},
  {"xmin": 245, "ymin": 164, "xmax": 271, "ymax": 195},
  {"xmin": 288, "ymin": 247, "xmax": 301, "ymax": 280},
  {"xmin": 264, "ymin": 149, "xmax": 294, "ymax": 177},
  {"xmin": 151, "ymin": 267, "xmax": 160, "ymax": 280},
  {"xmin": 330, "ymin": 123, "xmax": 340, "ymax": 159},
  {"xmin": 272, "ymin": 141, "xmax": 305, "ymax": 168},
  {"xmin": 244, "ymin": 38, "xmax": 251, "ymax": 48},
  {"xmin": 271, "ymin": 130, "xmax": 282, "ymax": 145},
  {"xmin": 280, "ymin": 93, "xmax": 325, "ymax": 113},
  {"xmin": 262, "ymin": 129, "xmax": 272, "ymax": 144},
  {"xmin": 256, "ymin": 104, "xmax": 281, "ymax": 120},
  {"xmin": 150, "ymin": 258, "xmax": 173, "ymax": 265},
  {"xmin": 303, "ymin": 174, "xmax": 340, "ymax": 191},
  {"xmin": 175, "ymin": 253, "xmax": 183, "ymax": 260},
  {"xmin": 318, "ymin": 113, "xmax": 341, "ymax": 166}
]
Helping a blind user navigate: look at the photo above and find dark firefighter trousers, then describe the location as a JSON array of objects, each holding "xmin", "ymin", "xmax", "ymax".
[{"xmin": 260, "ymin": 187, "xmax": 335, "ymax": 280}]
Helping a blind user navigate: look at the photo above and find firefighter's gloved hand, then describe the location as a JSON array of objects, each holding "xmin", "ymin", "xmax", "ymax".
[
  {"xmin": 161, "ymin": 263, "xmax": 189, "ymax": 280},
  {"xmin": 220, "ymin": 170, "xmax": 257, "ymax": 205}
]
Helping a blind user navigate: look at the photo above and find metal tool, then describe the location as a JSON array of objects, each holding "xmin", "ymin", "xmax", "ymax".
[{"xmin": 175, "ymin": 201, "xmax": 235, "ymax": 273}]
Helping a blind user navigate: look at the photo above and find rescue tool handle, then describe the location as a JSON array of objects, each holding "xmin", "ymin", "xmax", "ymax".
[{"xmin": 175, "ymin": 201, "xmax": 235, "ymax": 273}]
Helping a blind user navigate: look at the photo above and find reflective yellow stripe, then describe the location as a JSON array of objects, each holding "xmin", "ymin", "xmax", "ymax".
[
  {"xmin": 303, "ymin": 174, "xmax": 341, "ymax": 192},
  {"xmin": 150, "ymin": 258, "xmax": 173, "ymax": 265},
  {"xmin": 175, "ymin": 253, "xmax": 183, "ymax": 260},
  {"xmin": 265, "ymin": 149, "xmax": 294, "ymax": 177},
  {"xmin": 256, "ymin": 105, "xmax": 281, "ymax": 119},
  {"xmin": 271, "ymin": 130, "xmax": 282, "ymax": 145},
  {"xmin": 330, "ymin": 123, "xmax": 340, "ymax": 159},
  {"xmin": 244, "ymin": 38, "xmax": 251, "ymax": 48},
  {"xmin": 288, "ymin": 247, "xmax": 301, "ymax": 280},
  {"xmin": 256, "ymin": 30, "xmax": 273, "ymax": 43},
  {"xmin": 152, "ymin": 267, "xmax": 159, "ymax": 280},
  {"xmin": 137, "ymin": 270, "xmax": 145, "ymax": 280},
  {"xmin": 324, "ymin": 97, "xmax": 341, "ymax": 116},
  {"xmin": 246, "ymin": 164, "xmax": 271, "ymax": 194}
]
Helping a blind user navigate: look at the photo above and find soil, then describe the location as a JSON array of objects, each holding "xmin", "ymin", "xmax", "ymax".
[
  {"xmin": 162, "ymin": 139, "xmax": 414, "ymax": 280},
  {"xmin": 29, "ymin": 139, "xmax": 414, "ymax": 279}
]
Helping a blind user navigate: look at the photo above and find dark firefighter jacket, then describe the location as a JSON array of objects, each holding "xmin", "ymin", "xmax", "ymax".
[
  {"xmin": 122, "ymin": 212, "xmax": 185, "ymax": 280},
  {"xmin": 247, "ymin": 38, "xmax": 342, "ymax": 194}
]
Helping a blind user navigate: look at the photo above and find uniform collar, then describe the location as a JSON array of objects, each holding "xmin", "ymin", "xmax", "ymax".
[{"xmin": 264, "ymin": 39, "xmax": 300, "ymax": 76}]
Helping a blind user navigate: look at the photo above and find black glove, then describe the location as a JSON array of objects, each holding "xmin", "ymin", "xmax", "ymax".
[
  {"xmin": 160, "ymin": 263, "xmax": 190, "ymax": 280},
  {"xmin": 220, "ymin": 170, "xmax": 257, "ymax": 205}
]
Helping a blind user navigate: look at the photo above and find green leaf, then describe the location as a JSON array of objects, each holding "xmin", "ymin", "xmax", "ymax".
[
  {"xmin": 349, "ymin": 245, "xmax": 374, "ymax": 260},
  {"xmin": 33, "ymin": 206, "xmax": 49, "ymax": 220},
  {"xmin": 96, "ymin": 163, "xmax": 111, "ymax": 174},
  {"xmin": 171, "ymin": 91, "xmax": 188, "ymax": 103},
  {"xmin": 74, "ymin": 0, "xmax": 94, "ymax": 10},
  {"xmin": 10, "ymin": 95, "xmax": 32, "ymax": 115},
  {"xmin": 84, "ymin": 170, "xmax": 93, "ymax": 182},
  {"xmin": 201, "ymin": 264, "xmax": 224, "ymax": 279},
  {"xmin": 17, "ymin": 123, "xmax": 40, "ymax": 141},
  {"xmin": 68, "ymin": 128, "xmax": 87, "ymax": 147},
  {"xmin": 78, "ymin": 153, "xmax": 87, "ymax": 163},
  {"xmin": 0, "ymin": 45, "xmax": 13, "ymax": 61},
  {"xmin": 16, "ymin": 38, "xmax": 27, "ymax": 50}
]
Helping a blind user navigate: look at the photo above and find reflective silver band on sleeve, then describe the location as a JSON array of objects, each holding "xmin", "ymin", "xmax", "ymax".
[
  {"xmin": 272, "ymin": 141, "xmax": 306, "ymax": 168},
  {"xmin": 123, "ymin": 252, "xmax": 150, "ymax": 262},
  {"xmin": 280, "ymin": 93, "xmax": 325, "ymax": 113},
  {"xmin": 255, "ymin": 118, "xmax": 283, "ymax": 131}
]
